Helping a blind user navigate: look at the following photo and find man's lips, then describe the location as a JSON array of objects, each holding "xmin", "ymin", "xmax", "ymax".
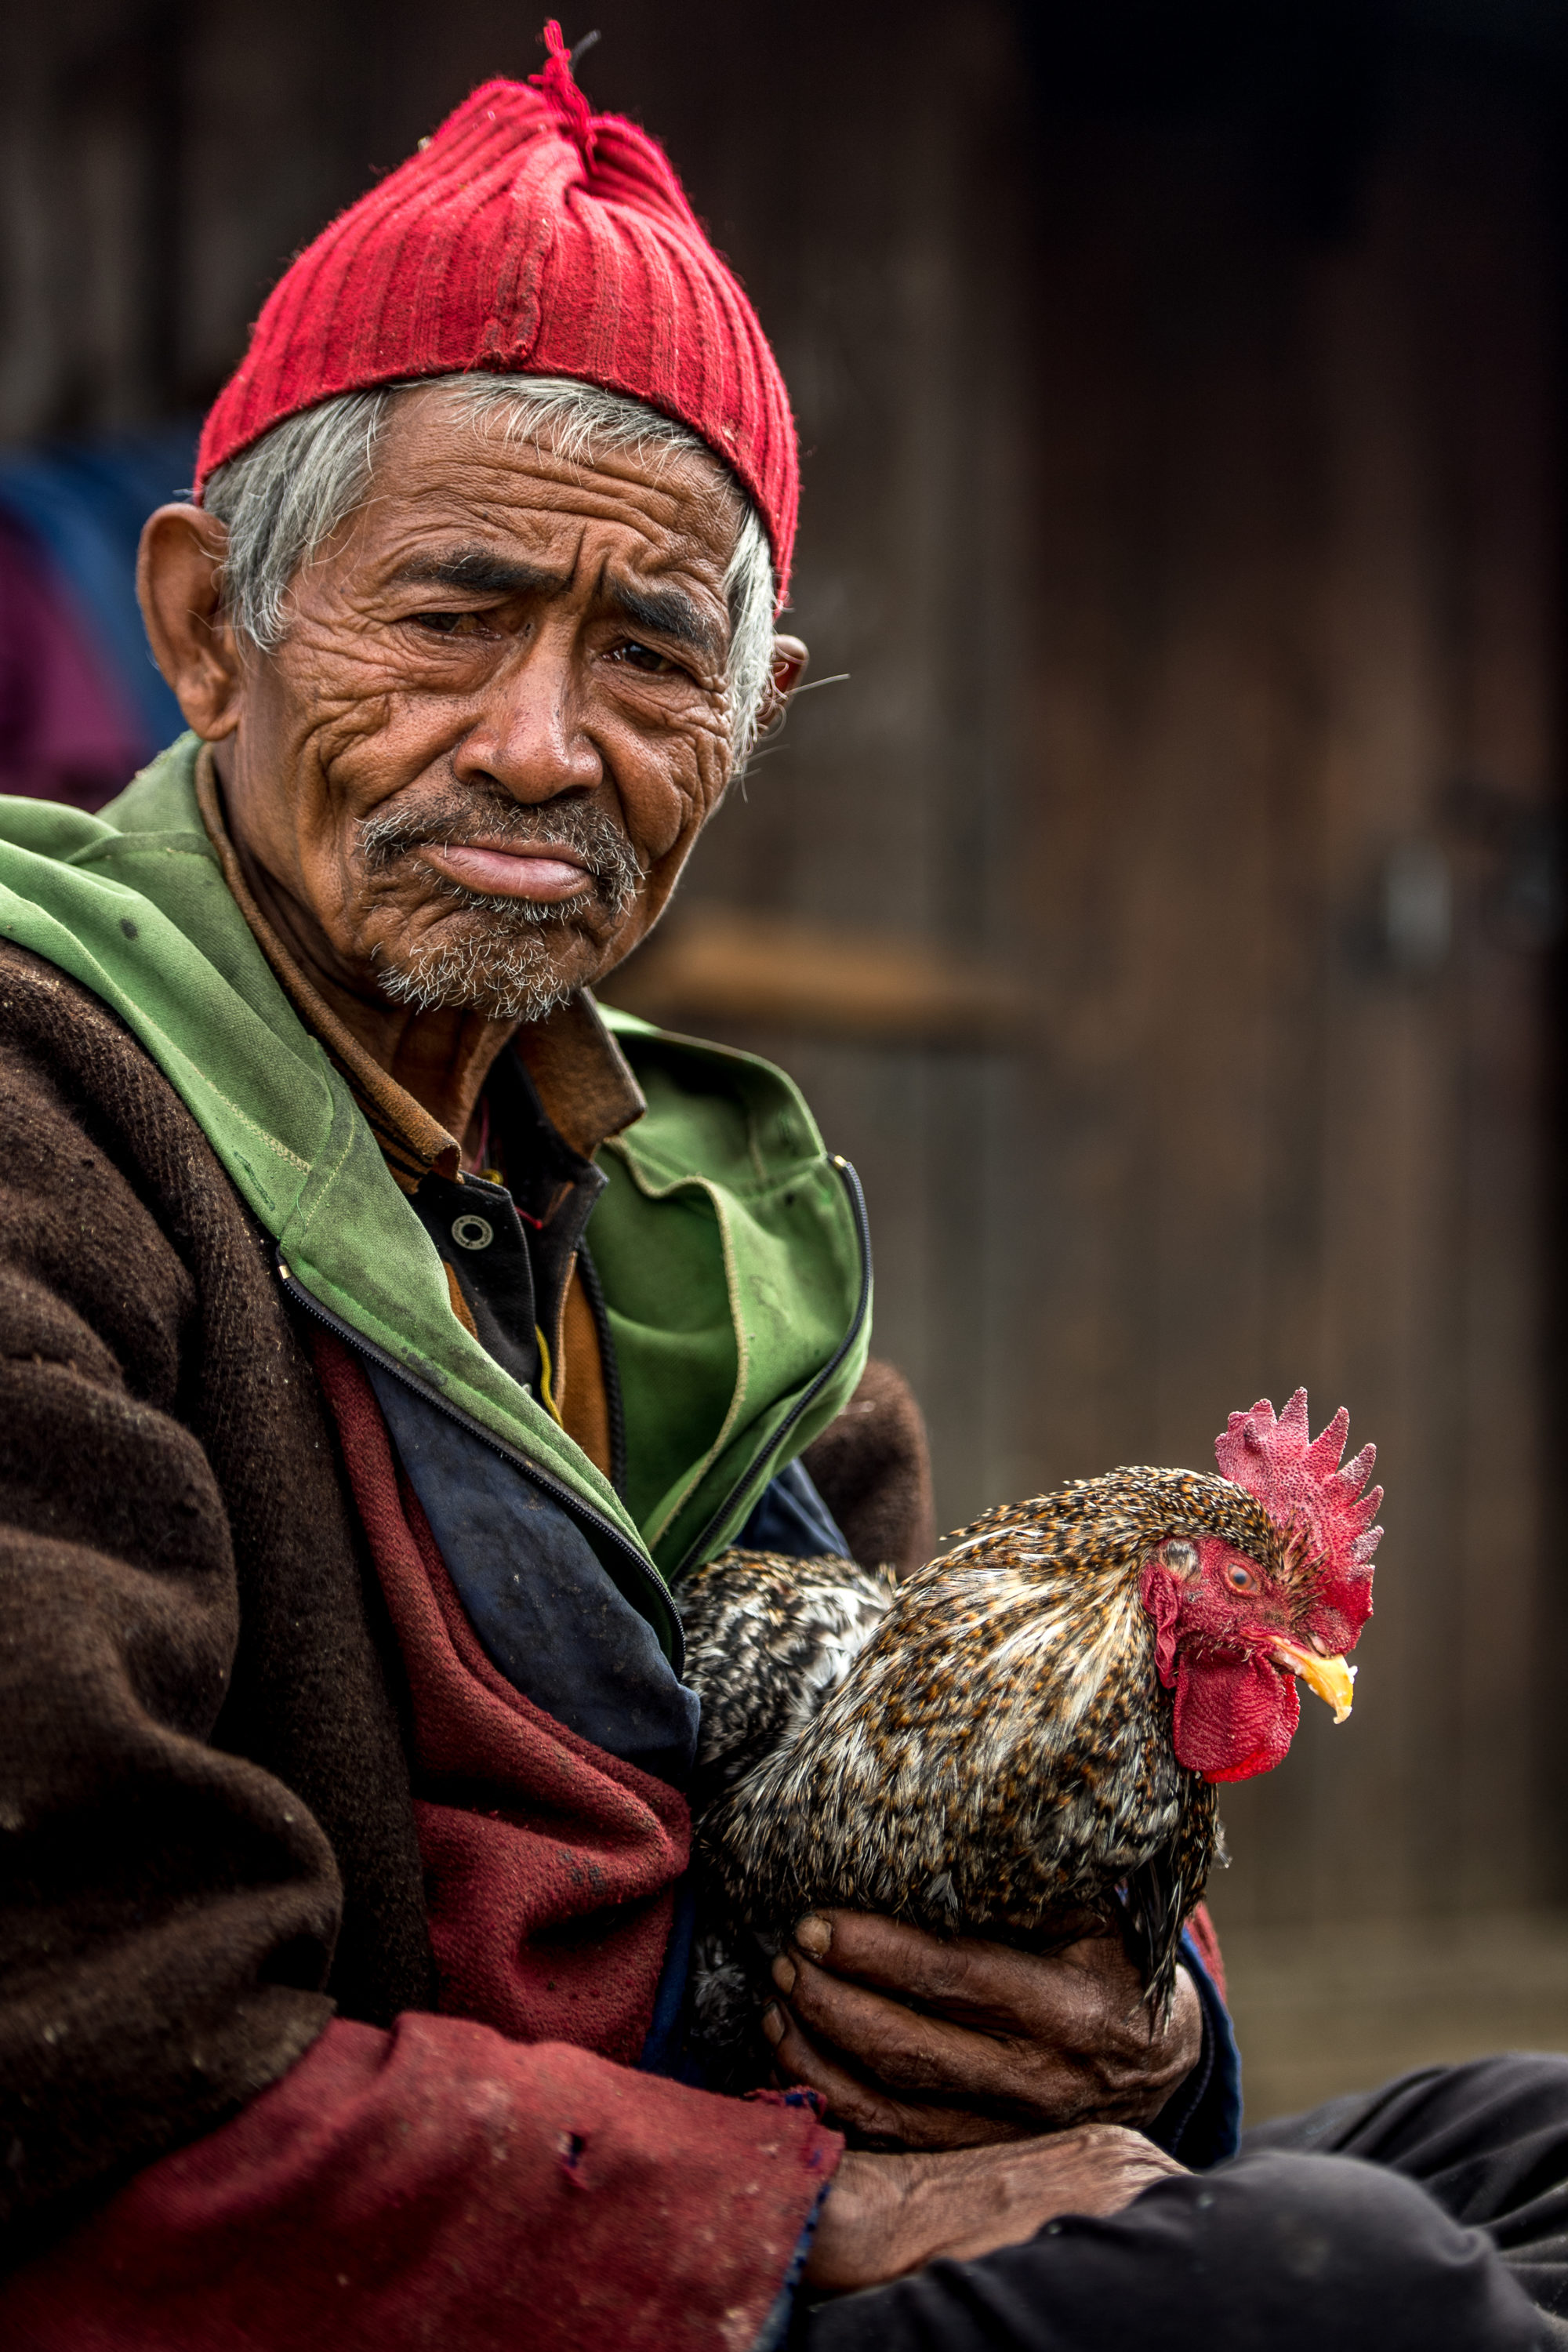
[{"xmin": 418, "ymin": 842, "xmax": 596, "ymax": 902}]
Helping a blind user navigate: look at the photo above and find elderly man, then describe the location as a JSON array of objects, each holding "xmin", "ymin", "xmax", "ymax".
[{"xmin": 0, "ymin": 33, "xmax": 1564, "ymax": 2352}]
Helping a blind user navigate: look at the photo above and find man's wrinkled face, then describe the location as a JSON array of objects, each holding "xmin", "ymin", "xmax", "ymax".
[{"xmin": 217, "ymin": 385, "xmax": 746, "ymax": 1018}]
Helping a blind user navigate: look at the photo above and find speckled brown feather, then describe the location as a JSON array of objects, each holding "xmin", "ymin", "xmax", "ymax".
[{"xmin": 677, "ymin": 1466, "xmax": 1289, "ymax": 2074}]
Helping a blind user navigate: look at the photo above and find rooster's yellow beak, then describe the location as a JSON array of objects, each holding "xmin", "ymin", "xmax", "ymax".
[{"xmin": 1272, "ymin": 1639, "xmax": 1356, "ymax": 1725}]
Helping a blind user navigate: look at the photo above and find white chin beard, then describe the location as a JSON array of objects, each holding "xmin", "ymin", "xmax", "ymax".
[{"xmin": 373, "ymin": 931, "xmax": 581, "ymax": 1023}]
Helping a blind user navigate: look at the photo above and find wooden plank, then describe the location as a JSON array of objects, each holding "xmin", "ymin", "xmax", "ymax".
[
  {"xmin": 1019, "ymin": 92, "xmax": 1560, "ymax": 1933},
  {"xmin": 602, "ymin": 905, "xmax": 1031, "ymax": 1043}
]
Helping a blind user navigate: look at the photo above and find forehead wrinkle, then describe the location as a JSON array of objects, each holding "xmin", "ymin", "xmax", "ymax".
[
  {"xmin": 443, "ymin": 393, "xmax": 740, "ymax": 517},
  {"xmin": 383, "ymin": 427, "xmax": 732, "ymax": 557}
]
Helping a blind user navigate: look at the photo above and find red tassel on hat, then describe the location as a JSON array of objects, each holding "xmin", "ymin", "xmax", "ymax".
[
  {"xmin": 533, "ymin": 20, "xmax": 597, "ymax": 162},
  {"xmin": 195, "ymin": 28, "xmax": 798, "ymax": 601}
]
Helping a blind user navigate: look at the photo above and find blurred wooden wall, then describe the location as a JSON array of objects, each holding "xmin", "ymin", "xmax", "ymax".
[
  {"xmin": 1, "ymin": 0, "xmax": 1564, "ymax": 1929},
  {"xmin": 1014, "ymin": 82, "xmax": 1563, "ymax": 1929}
]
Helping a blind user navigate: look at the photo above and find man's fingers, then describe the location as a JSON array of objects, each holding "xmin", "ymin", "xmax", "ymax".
[
  {"xmin": 763, "ymin": 2000, "xmax": 927, "ymax": 2143},
  {"xmin": 764, "ymin": 2002, "xmax": 1039, "ymax": 2149},
  {"xmin": 790, "ymin": 1911, "xmax": 1157, "ymax": 2052},
  {"xmin": 779, "ymin": 1929, "xmax": 1163, "ymax": 2075},
  {"xmin": 776, "ymin": 1951, "xmax": 1060, "ymax": 2106},
  {"xmin": 1140, "ymin": 1966, "xmax": 1204, "ymax": 2100},
  {"xmin": 792, "ymin": 1910, "xmax": 1058, "ymax": 2022},
  {"xmin": 770, "ymin": 1911, "xmax": 1207, "ymax": 2144},
  {"xmin": 794, "ymin": 1912, "xmax": 1197, "ymax": 2062}
]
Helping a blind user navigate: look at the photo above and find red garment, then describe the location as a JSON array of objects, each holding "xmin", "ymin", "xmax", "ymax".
[
  {"xmin": 1185, "ymin": 1904, "xmax": 1227, "ymax": 2004},
  {"xmin": 0, "ymin": 1338, "xmax": 840, "ymax": 2349},
  {"xmin": 195, "ymin": 25, "xmax": 800, "ymax": 598},
  {"xmin": 316, "ymin": 1334, "xmax": 687, "ymax": 2059},
  {"xmin": 1, "ymin": 2018, "xmax": 838, "ymax": 2351}
]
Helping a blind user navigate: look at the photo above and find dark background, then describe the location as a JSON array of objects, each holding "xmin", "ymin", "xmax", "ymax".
[{"xmin": 4, "ymin": 0, "xmax": 1567, "ymax": 2112}]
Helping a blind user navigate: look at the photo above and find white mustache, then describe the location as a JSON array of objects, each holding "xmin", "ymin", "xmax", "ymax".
[{"xmin": 356, "ymin": 795, "xmax": 644, "ymax": 911}]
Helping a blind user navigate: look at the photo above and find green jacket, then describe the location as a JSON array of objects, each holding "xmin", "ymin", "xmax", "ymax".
[{"xmin": 0, "ymin": 735, "xmax": 870, "ymax": 1657}]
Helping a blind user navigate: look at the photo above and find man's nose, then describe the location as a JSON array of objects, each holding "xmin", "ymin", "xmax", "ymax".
[{"xmin": 451, "ymin": 628, "xmax": 601, "ymax": 804}]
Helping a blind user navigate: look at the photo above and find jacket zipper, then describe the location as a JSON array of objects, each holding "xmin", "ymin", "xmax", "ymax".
[
  {"xmin": 272, "ymin": 1245, "xmax": 679, "ymax": 1642},
  {"xmin": 274, "ymin": 1149, "xmax": 871, "ymax": 1631},
  {"xmin": 676, "ymin": 1156, "xmax": 873, "ymax": 1577}
]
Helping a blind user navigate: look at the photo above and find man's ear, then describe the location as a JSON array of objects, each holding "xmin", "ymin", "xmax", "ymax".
[
  {"xmin": 753, "ymin": 633, "xmax": 809, "ymax": 739},
  {"xmin": 136, "ymin": 504, "xmax": 245, "ymax": 741}
]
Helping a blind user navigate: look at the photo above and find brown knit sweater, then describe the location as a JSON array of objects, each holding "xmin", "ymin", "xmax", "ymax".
[
  {"xmin": 0, "ymin": 928, "xmax": 933, "ymax": 2269},
  {"xmin": 0, "ymin": 938, "xmax": 433, "ymax": 2244}
]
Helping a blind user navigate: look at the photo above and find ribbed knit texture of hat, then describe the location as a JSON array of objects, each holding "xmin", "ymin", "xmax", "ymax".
[{"xmin": 196, "ymin": 25, "xmax": 799, "ymax": 599}]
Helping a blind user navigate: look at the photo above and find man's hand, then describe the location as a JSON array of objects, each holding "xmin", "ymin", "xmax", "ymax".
[
  {"xmin": 804, "ymin": 2129, "xmax": 1185, "ymax": 2292},
  {"xmin": 762, "ymin": 1911, "xmax": 1203, "ymax": 2148}
]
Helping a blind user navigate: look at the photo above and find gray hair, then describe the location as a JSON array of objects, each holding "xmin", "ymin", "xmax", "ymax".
[{"xmin": 201, "ymin": 375, "xmax": 779, "ymax": 765}]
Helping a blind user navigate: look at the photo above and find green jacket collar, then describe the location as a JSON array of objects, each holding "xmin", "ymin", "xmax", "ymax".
[{"xmin": 0, "ymin": 737, "xmax": 870, "ymax": 1646}]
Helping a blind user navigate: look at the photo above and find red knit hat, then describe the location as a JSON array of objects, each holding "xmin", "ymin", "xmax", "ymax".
[{"xmin": 196, "ymin": 25, "xmax": 799, "ymax": 598}]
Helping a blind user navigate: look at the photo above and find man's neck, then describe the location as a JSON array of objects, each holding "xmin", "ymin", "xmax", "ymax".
[{"xmin": 216, "ymin": 768, "xmax": 519, "ymax": 1145}]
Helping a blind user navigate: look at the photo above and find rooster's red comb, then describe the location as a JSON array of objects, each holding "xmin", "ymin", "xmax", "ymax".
[{"xmin": 1214, "ymin": 1389, "xmax": 1381, "ymax": 1632}]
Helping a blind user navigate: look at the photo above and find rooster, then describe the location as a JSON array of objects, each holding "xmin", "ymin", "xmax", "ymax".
[{"xmin": 677, "ymin": 1391, "xmax": 1381, "ymax": 2081}]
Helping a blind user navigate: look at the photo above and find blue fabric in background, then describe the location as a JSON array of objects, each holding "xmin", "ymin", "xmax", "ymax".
[{"xmin": 0, "ymin": 423, "xmax": 199, "ymax": 758}]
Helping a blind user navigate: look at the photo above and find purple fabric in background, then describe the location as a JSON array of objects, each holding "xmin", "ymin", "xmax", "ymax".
[{"xmin": 0, "ymin": 518, "xmax": 146, "ymax": 810}]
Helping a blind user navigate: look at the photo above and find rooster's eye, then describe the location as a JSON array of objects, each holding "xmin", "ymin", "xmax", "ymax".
[
  {"xmin": 1162, "ymin": 1538, "xmax": 1199, "ymax": 1577},
  {"xmin": 1225, "ymin": 1562, "xmax": 1259, "ymax": 1593}
]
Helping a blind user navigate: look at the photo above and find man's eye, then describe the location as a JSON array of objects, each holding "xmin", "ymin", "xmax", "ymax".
[
  {"xmin": 409, "ymin": 610, "xmax": 486, "ymax": 637},
  {"xmin": 614, "ymin": 639, "xmax": 675, "ymax": 674}
]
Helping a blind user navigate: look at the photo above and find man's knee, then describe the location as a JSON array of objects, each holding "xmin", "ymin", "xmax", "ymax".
[
  {"xmin": 1153, "ymin": 2150, "xmax": 1548, "ymax": 2340},
  {"xmin": 1250, "ymin": 2053, "xmax": 1568, "ymax": 2173},
  {"xmin": 808, "ymin": 2151, "xmax": 1550, "ymax": 2350}
]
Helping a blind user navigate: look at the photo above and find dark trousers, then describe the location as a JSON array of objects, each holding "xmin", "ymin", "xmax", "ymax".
[{"xmin": 806, "ymin": 2056, "xmax": 1568, "ymax": 2349}]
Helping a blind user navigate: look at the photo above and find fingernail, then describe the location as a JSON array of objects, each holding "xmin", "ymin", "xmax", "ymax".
[
  {"xmin": 795, "ymin": 1914, "xmax": 831, "ymax": 1958},
  {"xmin": 771, "ymin": 1953, "xmax": 797, "ymax": 1996},
  {"xmin": 761, "ymin": 2002, "xmax": 785, "ymax": 2045}
]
